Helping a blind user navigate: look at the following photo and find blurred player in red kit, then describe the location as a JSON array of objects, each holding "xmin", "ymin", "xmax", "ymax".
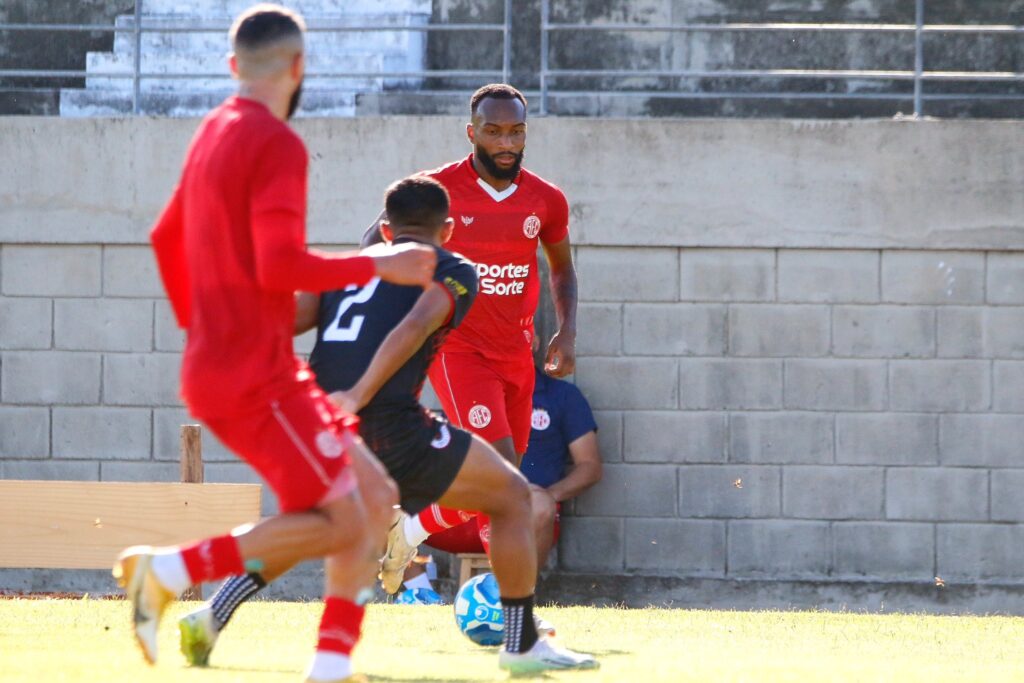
[
  {"xmin": 111, "ymin": 5, "xmax": 435, "ymax": 682},
  {"xmin": 362, "ymin": 84, "xmax": 579, "ymax": 593}
]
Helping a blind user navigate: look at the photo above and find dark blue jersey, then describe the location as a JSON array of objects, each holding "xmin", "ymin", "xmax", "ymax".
[
  {"xmin": 309, "ymin": 241, "xmax": 478, "ymax": 419},
  {"xmin": 519, "ymin": 369, "xmax": 598, "ymax": 489}
]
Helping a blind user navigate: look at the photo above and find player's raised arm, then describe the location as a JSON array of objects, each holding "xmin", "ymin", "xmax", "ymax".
[
  {"xmin": 150, "ymin": 186, "xmax": 191, "ymax": 329},
  {"xmin": 330, "ymin": 282, "xmax": 453, "ymax": 414},
  {"xmin": 250, "ymin": 132, "xmax": 436, "ymax": 292}
]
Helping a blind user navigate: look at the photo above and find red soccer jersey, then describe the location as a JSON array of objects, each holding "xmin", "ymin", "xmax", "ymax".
[
  {"xmin": 426, "ymin": 155, "xmax": 569, "ymax": 360},
  {"xmin": 151, "ymin": 96, "xmax": 375, "ymax": 419}
]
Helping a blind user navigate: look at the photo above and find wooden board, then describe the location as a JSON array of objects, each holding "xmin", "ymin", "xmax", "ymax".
[{"xmin": 0, "ymin": 480, "xmax": 261, "ymax": 569}]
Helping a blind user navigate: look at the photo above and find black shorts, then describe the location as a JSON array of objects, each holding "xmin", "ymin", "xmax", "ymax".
[{"xmin": 359, "ymin": 406, "xmax": 472, "ymax": 516}]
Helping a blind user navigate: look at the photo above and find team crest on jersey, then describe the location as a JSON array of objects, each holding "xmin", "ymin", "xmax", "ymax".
[
  {"xmin": 523, "ymin": 215, "xmax": 541, "ymax": 239},
  {"xmin": 468, "ymin": 404, "xmax": 492, "ymax": 429},
  {"xmin": 461, "ymin": 215, "xmax": 475, "ymax": 226},
  {"xmin": 531, "ymin": 408, "xmax": 551, "ymax": 431},
  {"xmin": 316, "ymin": 431, "xmax": 344, "ymax": 459},
  {"xmin": 431, "ymin": 424, "xmax": 452, "ymax": 449}
]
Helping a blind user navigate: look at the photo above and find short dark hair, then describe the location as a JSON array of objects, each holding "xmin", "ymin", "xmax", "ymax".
[
  {"xmin": 230, "ymin": 4, "xmax": 305, "ymax": 53},
  {"xmin": 470, "ymin": 83, "xmax": 527, "ymax": 116},
  {"xmin": 384, "ymin": 176, "xmax": 450, "ymax": 233}
]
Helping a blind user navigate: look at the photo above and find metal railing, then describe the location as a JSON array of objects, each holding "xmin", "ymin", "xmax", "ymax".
[
  {"xmin": 1, "ymin": 0, "xmax": 1021, "ymax": 117},
  {"xmin": 0, "ymin": 0, "xmax": 512, "ymax": 114},
  {"xmin": 539, "ymin": 0, "xmax": 1024, "ymax": 116}
]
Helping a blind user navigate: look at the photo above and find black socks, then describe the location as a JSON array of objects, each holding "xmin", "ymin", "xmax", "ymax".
[
  {"xmin": 501, "ymin": 594, "xmax": 539, "ymax": 654},
  {"xmin": 210, "ymin": 572, "xmax": 267, "ymax": 630}
]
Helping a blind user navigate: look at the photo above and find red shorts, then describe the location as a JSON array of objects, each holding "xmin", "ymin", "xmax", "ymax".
[
  {"xmin": 424, "ymin": 506, "xmax": 562, "ymax": 555},
  {"xmin": 427, "ymin": 350, "xmax": 535, "ymax": 455},
  {"xmin": 204, "ymin": 380, "xmax": 358, "ymax": 514}
]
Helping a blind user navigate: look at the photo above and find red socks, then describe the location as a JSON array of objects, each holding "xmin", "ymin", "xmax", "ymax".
[
  {"xmin": 179, "ymin": 534, "xmax": 245, "ymax": 585},
  {"xmin": 419, "ymin": 504, "xmax": 475, "ymax": 534},
  {"xmin": 317, "ymin": 597, "xmax": 366, "ymax": 655}
]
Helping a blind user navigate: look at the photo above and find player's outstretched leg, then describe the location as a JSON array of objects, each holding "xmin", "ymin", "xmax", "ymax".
[
  {"xmin": 436, "ymin": 435, "xmax": 598, "ymax": 673},
  {"xmin": 177, "ymin": 437, "xmax": 396, "ymax": 674}
]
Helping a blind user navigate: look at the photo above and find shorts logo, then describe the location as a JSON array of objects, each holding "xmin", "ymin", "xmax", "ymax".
[
  {"xmin": 523, "ymin": 215, "xmax": 541, "ymax": 239},
  {"xmin": 531, "ymin": 408, "xmax": 551, "ymax": 431},
  {"xmin": 316, "ymin": 430, "xmax": 344, "ymax": 459},
  {"xmin": 468, "ymin": 404, "xmax": 492, "ymax": 429},
  {"xmin": 431, "ymin": 424, "xmax": 452, "ymax": 449}
]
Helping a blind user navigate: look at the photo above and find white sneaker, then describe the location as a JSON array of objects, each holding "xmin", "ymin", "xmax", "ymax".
[
  {"xmin": 178, "ymin": 605, "xmax": 219, "ymax": 667},
  {"xmin": 498, "ymin": 635, "xmax": 599, "ymax": 674},
  {"xmin": 534, "ymin": 614, "xmax": 557, "ymax": 639},
  {"xmin": 379, "ymin": 510, "xmax": 417, "ymax": 595}
]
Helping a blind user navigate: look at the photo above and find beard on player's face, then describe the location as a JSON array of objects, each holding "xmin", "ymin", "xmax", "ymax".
[
  {"xmin": 286, "ymin": 78, "xmax": 303, "ymax": 119},
  {"xmin": 475, "ymin": 144, "xmax": 524, "ymax": 181}
]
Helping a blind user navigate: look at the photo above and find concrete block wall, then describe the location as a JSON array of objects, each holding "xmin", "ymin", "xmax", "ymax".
[
  {"xmin": 568, "ymin": 246, "xmax": 1024, "ymax": 584},
  {"xmin": 2, "ymin": 117, "xmax": 1024, "ymax": 599},
  {"xmin": 0, "ymin": 242, "xmax": 348, "ymax": 519}
]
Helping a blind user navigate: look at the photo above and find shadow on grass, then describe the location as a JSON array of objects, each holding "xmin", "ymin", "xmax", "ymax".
[
  {"xmin": 367, "ymin": 677, "xmax": 553, "ymax": 683},
  {"xmin": 210, "ymin": 665, "xmax": 301, "ymax": 675},
  {"xmin": 586, "ymin": 648, "xmax": 630, "ymax": 657}
]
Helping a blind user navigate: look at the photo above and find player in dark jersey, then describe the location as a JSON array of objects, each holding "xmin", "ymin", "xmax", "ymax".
[{"xmin": 178, "ymin": 176, "xmax": 597, "ymax": 675}]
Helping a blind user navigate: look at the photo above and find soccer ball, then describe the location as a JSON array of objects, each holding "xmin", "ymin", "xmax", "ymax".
[{"xmin": 453, "ymin": 572, "xmax": 504, "ymax": 646}]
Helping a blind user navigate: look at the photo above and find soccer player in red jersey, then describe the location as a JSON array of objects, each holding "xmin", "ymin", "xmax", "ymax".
[
  {"xmin": 362, "ymin": 84, "xmax": 578, "ymax": 592},
  {"xmin": 111, "ymin": 6, "xmax": 435, "ymax": 682}
]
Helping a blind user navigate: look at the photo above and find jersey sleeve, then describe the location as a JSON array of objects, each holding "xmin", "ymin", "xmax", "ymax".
[
  {"xmin": 434, "ymin": 254, "xmax": 478, "ymax": 329},
  {"xmin": 540, "ymin": 184, "xmax": 570, "ymax": 245},
  {"xmin": 250, "ymin": 130, "xmax": 376, "ymax": 292},
  {"xmin": 150, "ymin": 185, "xmax": 190, "ymax": 328},
  {"xmin": 559, "ymin": 381, "xmax": 598, "ymax": 445}
]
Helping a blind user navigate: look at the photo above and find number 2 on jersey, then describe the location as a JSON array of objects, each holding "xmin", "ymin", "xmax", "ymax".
[{"xmin": 322, "ymin": 277, "xmax": 381, "ymax": 342}]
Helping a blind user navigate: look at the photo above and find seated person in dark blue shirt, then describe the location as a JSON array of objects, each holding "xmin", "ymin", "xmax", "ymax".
[{"xmin": 518, "ymin": 361, "xmax": 604, "ymax": 564}]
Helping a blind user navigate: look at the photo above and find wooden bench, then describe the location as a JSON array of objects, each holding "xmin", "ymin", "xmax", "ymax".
[
  {"xmin": 455, "ymin": 552, "xmax": 491, "ymax": 586},
  {"xmin": 0, "ymin": 425, "xmax": 260, "ymax": 598}
]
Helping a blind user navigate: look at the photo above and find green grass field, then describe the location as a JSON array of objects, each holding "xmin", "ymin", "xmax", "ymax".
[{"xmin": 3, "ymin": 598, "xmax": 1024, "ymax": 682}]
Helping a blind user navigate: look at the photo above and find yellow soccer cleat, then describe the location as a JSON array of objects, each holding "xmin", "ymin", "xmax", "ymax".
[
  {"xmin": 379, "ymin": 510, "xmax": 417, "ymax": 595},
  {"xmin": 112, "ymin": 546, "xmax": 176, "ymax": 665}
]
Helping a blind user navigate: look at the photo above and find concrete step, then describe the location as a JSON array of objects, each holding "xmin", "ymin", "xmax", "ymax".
[
  {"xmin": 355, "ymin": 89, "xmax": 1023, "ymax": 120},
  {"xmin": 83, "ymin": 51, "xmax": 386, "ymax": 92},
  {"xmin": 112, "ymin": 13, "xmax": 429, "ymax": 56},
  {"xmin": 138, "ymin": 0, "xmax": 429, "ymax": 18},
  {"xmin": 0, "ymin": 89, "xmax": 60, "ymax": 116},
  {"xmin": 59, "ymin": 88, "xmax": 356, "ymax": 117}
]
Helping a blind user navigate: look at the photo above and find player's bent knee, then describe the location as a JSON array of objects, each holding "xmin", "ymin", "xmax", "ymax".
[
  {"xmin": 319, "ymin": 494, "xmax": 370, "ymax": 555},
  {"xmin": 496, "ymin": 469, "xmax": 532, "ymax": 519}
]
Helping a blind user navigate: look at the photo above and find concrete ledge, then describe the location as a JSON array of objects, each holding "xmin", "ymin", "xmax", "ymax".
[
  {"xmin": 537, "ymin": 572, "xmax": 1024, "ymax": 616},
  {"xmin": 2, "ymin": 118, "xmax": 1022, "ymax": 250}
]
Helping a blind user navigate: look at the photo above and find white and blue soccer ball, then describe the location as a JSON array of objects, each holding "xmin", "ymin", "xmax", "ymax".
[{"xmin": 453, "ymin": 572, "xmax": 503, "ymax": 646}]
